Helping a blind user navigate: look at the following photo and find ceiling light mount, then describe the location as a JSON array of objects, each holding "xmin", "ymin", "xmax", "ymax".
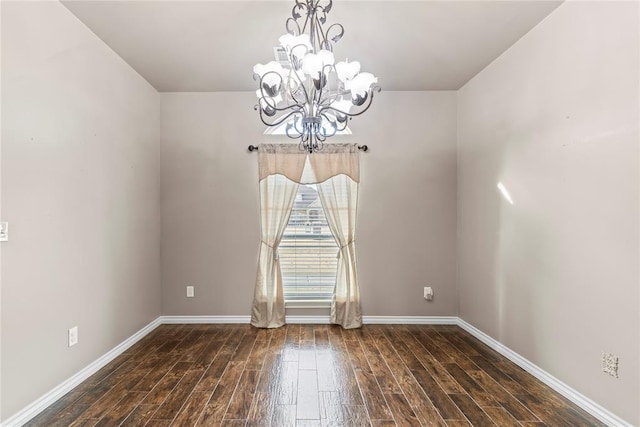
[{"xmin": 254, "ymin": 0, "xmax": 381, "ymax": 153}]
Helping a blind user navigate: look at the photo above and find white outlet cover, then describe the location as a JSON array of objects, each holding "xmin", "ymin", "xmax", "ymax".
[
  {"xmin": 68, "ymin": 326, "xmax": 78, "ymax": 347},
  {"xmin": 186, "ymin": 286, "xmax": 195, "ymax": 297}
]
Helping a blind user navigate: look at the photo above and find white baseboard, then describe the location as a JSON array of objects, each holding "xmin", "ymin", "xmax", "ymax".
[
  {"xmin": 161, "ymin": 315, "xmax": 251, "ymax": 324},
  {"xmin": 3, "ymin": 315, "xmax": 628, "ymax": 427},
  {"xmin": 364, "ymin": 315, "xmax": 458, "ymax": 325},
  {"xmin": 1, "ymin": 317, "xmax": 162, "ymax": 427},
  {"xmin": 457, "ymin": 318, "xmax": 631, "ymax": 427},
  {"xmin": 157, "ymin": 315, "xmax": 459, "ymax": 325}
]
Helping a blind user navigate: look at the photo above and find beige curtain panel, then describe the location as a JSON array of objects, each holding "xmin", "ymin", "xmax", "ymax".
[
  {"xmin": 251, "ymin": 145, "xmax": 306, "ymax": 328},
  {"xmin": 251, "ymin": 142, "xmax": 362, "ymax": 329},
  {"xmin": 316, "ymin": 174, "xmax": 362, "ymax": 329}
]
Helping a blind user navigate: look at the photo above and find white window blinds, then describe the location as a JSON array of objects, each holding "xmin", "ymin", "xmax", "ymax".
[{"xmin": 280, "ymin": 183, "xmax": 338, "ymax": 303}]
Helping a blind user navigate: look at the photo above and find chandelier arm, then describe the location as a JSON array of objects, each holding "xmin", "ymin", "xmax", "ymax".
[
  {"xmin": 288, "ymin": 88, "xmax": 306, "ymax": 109},
  {"xmin": 320, "ymin": 111, "xmax": 348, "ymax": 132},
  {"xmin": 256, "ymin": 71, "xmax": 307, "ymax": 114},
  {"xmin": 318, "ymin": 113, "xmax": 339, "ymax": 137},
  {"xmin": 316, "ymin": 0, "xmax": 332, "ymax": 29},
  {"xmin": 315, "ymin": 2, "xmax": 326, "ymax": 21},
  {"xmin": 319, "ymin": 0, "xmax": 332, "ymax": 14},
  {"xmin": 285, "ymin": 18, "xmax": 302, "ymax": 36},
  {"xmin": 292, "ymin": 120, "xmax": 308, "ymax": 140},
  {"xmin": 335, "ymin": 119, "xmax": 348, "ymax": 132},
  {"xmin": 291, "ymin": 0, "xmax": 307, "ymax": 26},
  {"xmin": 281, "ymin": 44, "xmax": 310, "ymax": 107},
  {"xmin": 318, "ymin": 91, "xmax": 340, "ymax": 107},
  {"xmin": 318, "ymin": 85, "xmax": 381, "ymax": 118},
  {"xmin": 296, "ymin": 116, "xmax": 307, "ymax": 135},
  {"xmin": 313, "ymin": 14, "xmax": 328, "ymax": 50},
  {"xmin": 300, "ymin": 11, "xmax": 311, "ymax": 35},
  {"xmin": 285, "ymin": 81, "xmax": 298, "ymax": 107},
  {"xmin": 297, "ymin": 0, "xmax": 313, "ymax": 36},
  {"xmin": 282, "ymin": 73, "xmax": 294, "ymax": 104},
  {"xmin": 287, "ymin": 83, "xmax": 309, "ymax": 111},
  {"xmin": 256, "ymin": 87, "xmax": 305, "ymax": 116},
  {"xmin": 256, "ymin": 84, "xmax": 279, "ymax": 111},
  {"xmin": 321, "ymin": 112, "xmax": 342, "ymax": 131},
  {"xmin": 256, "ymin": 70, "xmax": 284, "ymax": 97},
  {"xmin": 287, "ymin": 78, "xmax": 310, "ymax": 108},
  {"xmin": 287, "ymin": 63, "xmax": 313, "ymax": 108},
  {"xmin": 286, "ymin": 125, "xmax": 303, "ymax": 140},
  {"xmin": 286, "ymin": 46, "xmax": 308, "ymax": 80},
  {"xmin": 256, "ymin": 98, "xmax": 305, "ymax": 114},
  {"xmin": 254, "ymin": 70, "xmax": 280, "ymax": 86},
  {"xmin": 290, "ymin": 43, "xmax": 311, "ymax": 60},
  {"xmin": 256, "ymin": 108, "xmax": 303, "ymax": 128},
  {"xmin": 316, "ymin": 128, "xmax": 327, "ymax": 142},
  {"xmin": 324, "ymin": 23, "xmax": 344, "ymax": 46},
  {"xmin": 314, "ymin": 63, "xmax": 333, "ymax": 106},
  {"xmin": 322, "ymin": 64, "xmax": 343, "ymax": 105}
]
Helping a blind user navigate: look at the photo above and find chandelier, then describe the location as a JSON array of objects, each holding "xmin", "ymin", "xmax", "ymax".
[{"xmin": 253, "ymin": 0, "xmax": 380, "ymax": 153}]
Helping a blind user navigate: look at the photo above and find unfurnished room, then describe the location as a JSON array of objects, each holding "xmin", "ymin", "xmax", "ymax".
[{"xmin": 1, "ymin": 0, "xmax": 638, "ymax": 426}]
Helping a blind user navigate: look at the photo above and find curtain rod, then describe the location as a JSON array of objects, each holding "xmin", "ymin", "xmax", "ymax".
[{"xmin": 247, "ymin": 144, "xmax": 368, "ymax": 152}]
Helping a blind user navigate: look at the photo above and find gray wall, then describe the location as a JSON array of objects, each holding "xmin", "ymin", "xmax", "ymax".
[
  {"xmin": 1, "ymin": 1, "xmax": 161, "ymax": 420},
  {"xmin": 160, "ymin": 91, "xmax": 458, "ymax": 317},
  {"xmin": 456, "ymin": 1, "xmax": 639, "ymax": 424}
]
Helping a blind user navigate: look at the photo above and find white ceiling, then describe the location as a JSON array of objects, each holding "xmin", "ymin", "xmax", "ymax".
[{"xmin": 61, "ymin": 0, "xmax": 563, "ymax": 92}]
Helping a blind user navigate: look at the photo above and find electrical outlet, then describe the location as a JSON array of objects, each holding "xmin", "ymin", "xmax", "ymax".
[
  {"xmin": 602, "ymin": 352, "xmax": 619, "ymax": 378},
  {"xmin": 186, "ymin": 286, "xmax": 195, "ymax": 298},
  {"xmin": 424, "ymin": 286, "xmax": 434, "ymax": 301},
  {"xmin": 68, "ymin": 326, "xmax": 78, "ymax": 347}
]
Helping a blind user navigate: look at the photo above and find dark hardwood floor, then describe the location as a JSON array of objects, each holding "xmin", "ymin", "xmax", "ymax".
[{"xmin": 25, "ymin": 324, "xmax": 604, "ymax": 426}]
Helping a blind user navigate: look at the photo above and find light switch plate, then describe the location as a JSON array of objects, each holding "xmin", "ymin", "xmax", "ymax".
[
  {"xmin": 602, "ymin": 352, "xmax": 619, "ymax": 378},
  {"xmin": 0, "ymin": 222, "xmax": 8, "ymax": 242},
  {"xmin": 186, "ymin": 286, "xmax": 195, "ymax": 298}
]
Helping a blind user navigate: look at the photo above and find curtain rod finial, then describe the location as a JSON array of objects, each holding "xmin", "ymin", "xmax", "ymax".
[{"xmin": 248, "ymin": 145, "xmax": 258, "ymax": 152}]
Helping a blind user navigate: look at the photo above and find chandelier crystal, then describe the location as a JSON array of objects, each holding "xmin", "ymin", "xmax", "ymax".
[{"xmin": 253, "ymin": 0, "xmax": 381, "ymax": 153}]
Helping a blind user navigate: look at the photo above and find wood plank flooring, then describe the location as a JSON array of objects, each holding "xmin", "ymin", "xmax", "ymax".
[{"xmin": 25, "ymin": 324, "xmax": 605, "ymax": 426}]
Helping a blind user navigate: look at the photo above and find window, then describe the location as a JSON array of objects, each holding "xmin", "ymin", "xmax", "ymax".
[{"xmin": 280, "ymin": 184, "xmax": 337, "ymax": 305}]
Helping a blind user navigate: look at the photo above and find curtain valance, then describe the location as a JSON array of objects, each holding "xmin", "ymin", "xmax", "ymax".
[{"xmin": 258, "ymin": 143, "xmax": 360, "ymax": 184}]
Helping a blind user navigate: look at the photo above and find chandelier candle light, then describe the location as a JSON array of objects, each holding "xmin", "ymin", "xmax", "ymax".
[{"xmin": 253, "ymin": 0, "xmax": 381, "ymax": 153}]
